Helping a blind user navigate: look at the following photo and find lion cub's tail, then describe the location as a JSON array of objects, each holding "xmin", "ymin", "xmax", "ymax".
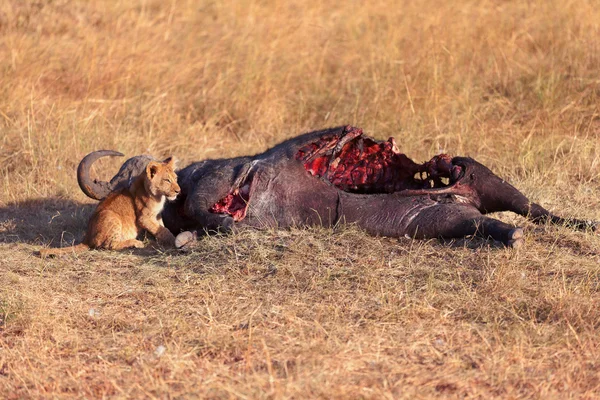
[{"xmin": 38, "ymin": 243, "xmax": 90, "ymax": 258}]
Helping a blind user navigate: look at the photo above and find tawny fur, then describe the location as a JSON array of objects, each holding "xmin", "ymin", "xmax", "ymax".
[{"xmin": 39, "ymin": 157, "xmax": 180, "ymax": 257}]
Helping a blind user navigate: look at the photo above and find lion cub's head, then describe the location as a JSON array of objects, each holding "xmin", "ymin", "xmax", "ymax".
[{"xmin": 145, "ymin": 157, "xmax": 180, "ymax": 201}]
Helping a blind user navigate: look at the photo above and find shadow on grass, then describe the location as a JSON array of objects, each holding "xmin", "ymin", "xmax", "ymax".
[
  {"xmin": 0, "ymin": 198, "xmax": 94, "ymax": 246},
  {"xmin": 0, "ymin": 198, "xmax": 178, "ymax": 257}
]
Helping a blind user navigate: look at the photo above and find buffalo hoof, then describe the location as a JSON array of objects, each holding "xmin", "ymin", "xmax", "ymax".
[
  {"xmin": 175, "ymin": 231, "xmax": 197, "ymax": 249},
  {"xmin": 506, "ymin": 227, "xmax": 524, "ymax": 248}
]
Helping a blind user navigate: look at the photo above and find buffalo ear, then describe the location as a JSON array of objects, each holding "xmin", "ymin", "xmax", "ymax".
[{"xmin": 146, "ymin": 161, "xmax": 159, "ymax": 179}]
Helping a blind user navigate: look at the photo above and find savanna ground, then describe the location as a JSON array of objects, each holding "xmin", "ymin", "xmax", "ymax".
[{"xmin": 1, "ymin": 0, "xmax": 600, "ymax": 398}]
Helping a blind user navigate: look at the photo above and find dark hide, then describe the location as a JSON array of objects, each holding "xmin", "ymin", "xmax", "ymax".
[{"xmin": 78, "ymin": 126, "xmax": 598, "ymax": 248}]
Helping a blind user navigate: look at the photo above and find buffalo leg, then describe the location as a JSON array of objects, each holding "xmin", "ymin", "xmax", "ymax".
[
  {"xmin": 488, "ymin": 188, "xmax": 597, "ymax": 231},
  {"xmin": 518, "ymin": 203, "xmax": 597, "ymax": 231},
  {"xmin": 407, "ymin": 204, "xmax": 524, "ymax": 247},
  {"xmin": 449, "ymin": 157, "xmax": 598, "ymax": 232},
  {"xmin": 474, "ymin": 217, "xmax": 524, "ymax": 247}
]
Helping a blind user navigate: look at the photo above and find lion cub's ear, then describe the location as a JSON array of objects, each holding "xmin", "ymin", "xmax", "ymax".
[
  {"xmin": 163, "ymin": 156, "xmax": 178, "ymax": 169},
  {"xmin": 146, "ymin": 161, "xmax": 160, "ymax": 179}
]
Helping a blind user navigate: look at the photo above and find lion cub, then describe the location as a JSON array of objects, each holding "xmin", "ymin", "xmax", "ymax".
[{"xmin": 40, "ymin": 157, "xmax": 180, "ymax": 257}]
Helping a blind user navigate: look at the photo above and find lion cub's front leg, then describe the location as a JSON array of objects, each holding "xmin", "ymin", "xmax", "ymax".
[{"xmin": 139, "ymin": 215, "xmax": 176, "ymax": 248}]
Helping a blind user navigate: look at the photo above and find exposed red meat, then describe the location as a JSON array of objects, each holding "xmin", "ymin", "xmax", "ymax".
[
  {"xmin": 209, "ymin": 184, "xmax": 250, "ymax": 221},
  {"xmin": 296, "ymin": 125, "xmax": 453, "ymax": 193}
]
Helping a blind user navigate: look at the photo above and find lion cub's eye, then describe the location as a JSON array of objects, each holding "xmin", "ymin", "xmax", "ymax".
[{"xmin": 163, "ymin": 179, "xmax": 171, "ymax": 183}]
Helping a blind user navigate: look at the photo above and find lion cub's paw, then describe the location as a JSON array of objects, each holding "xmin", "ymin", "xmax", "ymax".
[{"xmin": 157, "ymin": 230, "xmax": 177, "ymax": 248}]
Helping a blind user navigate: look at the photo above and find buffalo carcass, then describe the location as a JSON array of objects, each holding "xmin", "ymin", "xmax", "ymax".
[{"xmin": 77, "ymin": 126, "xmax": 597, "ymax": 248}]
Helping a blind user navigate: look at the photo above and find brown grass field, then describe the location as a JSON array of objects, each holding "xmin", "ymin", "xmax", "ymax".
[{"xmin": 1, "ymin": 0, "xmax": 600, "ymax": 398}]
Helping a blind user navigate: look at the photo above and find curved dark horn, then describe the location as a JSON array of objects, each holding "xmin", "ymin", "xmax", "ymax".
[{"xmin": 77, "ymin": 150, "xmax": 124, "ymax": 200}]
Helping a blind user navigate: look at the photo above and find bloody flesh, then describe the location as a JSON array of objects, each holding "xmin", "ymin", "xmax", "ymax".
[
  {"xmin": 296, "ymin": 126, "xmax": 455, "ymax": 193},
  {"xmin": 209, "ymin": 184, "xmax": 251, "ymax": 221}
]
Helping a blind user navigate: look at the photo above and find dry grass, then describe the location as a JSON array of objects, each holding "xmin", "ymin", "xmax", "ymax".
[{"xmin": 1, "ymin": 0, "xmax": 600, "ymax": 398}]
